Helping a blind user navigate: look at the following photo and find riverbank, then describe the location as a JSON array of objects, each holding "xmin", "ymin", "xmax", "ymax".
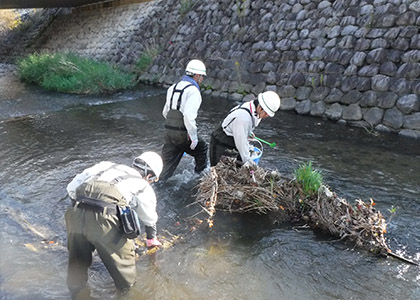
[
  {"xmin": 2, "ymin": 60, "xmax": 419, "ymax": 139},
  {"xmin": 1, "ymin": 1, "xmax": 419, "ymax": 139},
  {"xmin": 0, "ymin": 63, "xmax": 26, "ymax": 101}
]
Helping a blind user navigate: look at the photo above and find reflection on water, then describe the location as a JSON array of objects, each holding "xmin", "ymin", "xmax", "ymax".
[{"xmin": 0, "ymin": 84, "xmax": 419, "ymax": 300}]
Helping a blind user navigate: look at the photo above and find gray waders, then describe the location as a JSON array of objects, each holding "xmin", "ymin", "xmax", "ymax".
[{"xmin": 160, "ymin": 83, "xmax": 208, "ymax": 180}]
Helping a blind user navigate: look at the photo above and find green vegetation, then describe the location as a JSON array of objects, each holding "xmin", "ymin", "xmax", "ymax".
[
  {"xmin": 236, "ymin": 86, "xmax": 247, "ymax": 96},
  {"xmin": 311, "ymin": 76, "xmax": 316, "ymax": 88},
  {"xmin": 135, "ymin": 45, "xmax": 160, "ymax": 75},
  {"xmin": 387, "ymin": 205, "xmax": 397, "ymax": 223},
  {"xmin": 294, "ymin": 161, "xmax": 323, "ymax": 196},
  {"xmin": 201, "ymin": 84, "xmax": 213, "ymax": 91},
  {"xmin": 236, "ymin": 0, "xmax": 247, "ymax": 16},
  {"xmin": 17, "ymin": 52, "xmax": 136, "ymax": 94},
  {"xmin": 180, "ymin": 0, "xmax": 197, "ymax": 16}
]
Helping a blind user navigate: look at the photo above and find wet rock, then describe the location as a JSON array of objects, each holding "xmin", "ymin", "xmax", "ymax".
[
  {"xmin": 397, "ymin": 94, "xmax": 419, "ymax": 114},
  {"xmin": 281, "ymin": 97, "xmax": 297, "ymax": 111},
  {"xmin": 325, "ymin": 103, "xmax": 343, "ymax": 121},
  {"xmin": 310, "ymin": 101, "xmax": 326, "ymax": 117},
  {"xmin": 398, "ymin": 129, "xmax": 420, "ymax": 139},
  {"xmin": 390, "ymin": 78, "xmax": 412, "ymax": 95},
  {"xmin": 342, "ymin": 104, "xmax": 362, "ymax": 121},
  {"xmin": 364, "ymin": 107, "xmax": 385, "ymax": 126},
  {"xmin": 404, "ymin": 112, "xmax": 420, "ymax": 130},
  {"xmin": 396, "ymin": 63, "xmax": 420, "ymax": 79},
  {"xmin": 377, "ymin": 92, "xmax": 398, "ymax": 109},
  {"xmin": 325, "ymin": 88, "xmax": 343, "ymax": 104},
  {"xmin": 372, "ymin": 74, "xmax": 391, "ymax": 91},
  {"xmin": 341, "ymin": 90, "xmax": 362, "ymax": 105},
  {"xmin": 310, "ymin": 87, "xmax": 330, "ymax": 102},
  {"xmin": 383, "ymin": 108, "xmax": 404, "ymax": 129},
  {"xmin": 295, "ymin": 99, "xmax": 311, "ymax": 114}
]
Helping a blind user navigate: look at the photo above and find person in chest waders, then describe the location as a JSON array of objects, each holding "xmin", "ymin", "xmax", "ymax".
[
  {"xmin": 210, "ymin": 90, "xmax": 281, "ymax": 167},
  {"xmin": 65, "ymin": 152, "xmax": 163, "ymax": 299},
  {"xmin": 160, "ymin": 59, "xmax": 208, "ymax": 180}
]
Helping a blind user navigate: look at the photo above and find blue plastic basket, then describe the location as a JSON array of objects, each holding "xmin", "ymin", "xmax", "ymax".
[
  {"xmin": 251, "ymin": 147, "xmax": 262, "ymax": 164},
  {"xmin": 248, "ymin": 138, "xmax": 263, "ymax": 164}
]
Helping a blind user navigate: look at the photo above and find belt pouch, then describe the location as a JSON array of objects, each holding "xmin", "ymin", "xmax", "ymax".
[{"xmin": 117, "ymin": 206, "xmax": 141, "ymax": 239}]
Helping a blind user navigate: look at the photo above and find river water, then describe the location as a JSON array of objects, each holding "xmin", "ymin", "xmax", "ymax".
[{"xmin": 0, "ymin": 78, "xmax": 419, "ymax": 300}]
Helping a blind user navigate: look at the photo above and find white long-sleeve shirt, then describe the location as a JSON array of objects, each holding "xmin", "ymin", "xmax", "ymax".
[
  {"xmin": 162, "ymin": 78, "xmax": 202, "ymax": 142},
  {"xmin": 221, "ymin": 101, "xmax": 261, "ymax": 162},
  {"xmin": 66, "ymin": 161, "xmax": 158, "ymax": 227}
]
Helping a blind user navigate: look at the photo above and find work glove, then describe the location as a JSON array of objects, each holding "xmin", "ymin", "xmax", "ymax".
[
  {"xmin": 242, "ymin": 160, "xmax": 257, "ymax": 169},
  {"xmin": 146, "ymin": 238, "xmax": 162, "ymax": 248},
  {"xmin": 242, "ymin": 160, "xmax": 257, "ymax": 183},
  {"xmin": 190, "ymin": 139, "xmax": 198, "ymax": 150}
]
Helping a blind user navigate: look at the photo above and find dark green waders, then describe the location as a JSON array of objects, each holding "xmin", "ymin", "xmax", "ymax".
[{"xmin": 65, "ymin": 181, "xmax": 136, "ymax": 298}]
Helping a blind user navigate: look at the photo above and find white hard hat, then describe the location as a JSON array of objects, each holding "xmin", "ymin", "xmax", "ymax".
[
  {"xmin": 185, "ymin": 59, "xmax": 207, "ymax": 76},
  {"xmin": 133, "ymin": 151, "xmax": 163, "ymax": 180},
  {"xmin": 258, "ymin": 91, "xmax": 281, "ymax": 117}
]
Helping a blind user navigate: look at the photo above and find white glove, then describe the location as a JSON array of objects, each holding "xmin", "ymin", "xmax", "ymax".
[
  {"xmin": 190, "ymin": 139, "xmax": 198, "ymax": 150},
  {"xmin": 242, "ymin": 160, "xmax": 257, "ymax": 169}
]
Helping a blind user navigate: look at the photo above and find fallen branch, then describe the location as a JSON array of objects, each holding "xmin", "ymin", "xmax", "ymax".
[{"xmin": 196, "ymin": 157, "xmax": 397, "ymax": 257}]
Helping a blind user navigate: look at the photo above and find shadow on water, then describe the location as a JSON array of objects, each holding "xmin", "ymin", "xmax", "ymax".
[{"xmin": 0, "ymin": 83, "xmax": 419, "ymax": 300}]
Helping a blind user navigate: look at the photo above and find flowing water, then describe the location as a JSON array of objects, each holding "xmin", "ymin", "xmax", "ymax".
[{"xmin": 0, "ymin": 79, "xmax": 419, "ymax": 300}]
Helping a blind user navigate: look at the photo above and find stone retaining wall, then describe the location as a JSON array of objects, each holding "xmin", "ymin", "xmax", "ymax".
[{"xmin": 2, "ymin": 0, "xmax": 420, "ymax": 138}]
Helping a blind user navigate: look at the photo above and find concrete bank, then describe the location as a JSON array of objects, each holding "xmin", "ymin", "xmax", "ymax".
[{"xmin": 0, "ymin": 0, "xmax": 419, "ymax": 139}]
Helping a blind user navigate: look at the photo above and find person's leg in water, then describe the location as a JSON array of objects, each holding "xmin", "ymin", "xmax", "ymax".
[
  {"xmin": 66, "ymin": 208, "xmax": 95, "ymax": 299},
  {"xmin": 186, "ymin": 137, "xmax": 208, "ymax": 173},
  {"xmin": 160, "ymin": 140, "xmax": 184, "ymax": 180}
]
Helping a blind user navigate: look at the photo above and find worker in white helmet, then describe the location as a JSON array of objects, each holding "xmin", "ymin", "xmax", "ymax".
[
  {"xmin": 210, "ymin": 91, "xmax": 281, "ymax": 166},
  {"xmin": 161, "ymin": 59, "xmax": 208, "ymax": 180},
  {"xmin": 65, "ymin": 152, "xmax": 163, "ymax": 299}
]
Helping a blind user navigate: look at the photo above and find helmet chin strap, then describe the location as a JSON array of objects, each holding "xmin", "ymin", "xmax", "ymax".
[
  {"xmin": 145, "ymin": 173, "xmax": 158, "ymax": 183},
  {"xmin": 256, "ymin": 105, "xmax": 269, "ymax": 119}
]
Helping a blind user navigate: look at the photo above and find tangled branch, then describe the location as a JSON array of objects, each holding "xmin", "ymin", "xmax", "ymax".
[{"xmin": 195, "ymin": 157, "xmax": 390, "ymax": 255}]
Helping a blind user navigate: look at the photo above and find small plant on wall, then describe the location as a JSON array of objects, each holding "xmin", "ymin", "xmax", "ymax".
[
  {"xmin": 134, "ymin": 43, "xmax": 161, "ymax": 76},
  {"xmin": 180, "ymin": 0, "xmax": 197, "ymax": 17}
]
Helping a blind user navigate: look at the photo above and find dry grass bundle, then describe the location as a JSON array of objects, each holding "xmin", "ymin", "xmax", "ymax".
[{"xmin": 195, "ymin": 157, "xmax": 390, "ymax": 255}]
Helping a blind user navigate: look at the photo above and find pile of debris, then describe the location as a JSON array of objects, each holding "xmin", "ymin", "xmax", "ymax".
[{"xmin": 195, "ymin": 157, "xmax": 390, "ymax": 255}]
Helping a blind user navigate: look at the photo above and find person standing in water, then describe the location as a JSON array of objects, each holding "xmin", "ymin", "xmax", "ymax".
[
  {"xmin": 160, "ymin": 59, "xmax": 208, "ymax": 180},
  {"xmin": 65, "ymin": 152, "xmax": 163, "ymax": 299},
  {"xmin": 209, "ymin": 91, "xmax": 281, "ymax": 166}
]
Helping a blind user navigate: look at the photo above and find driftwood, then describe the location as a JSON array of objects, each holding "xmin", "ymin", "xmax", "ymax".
[{"xmin": 195, "ymin": 157, "xmax": 391, "ymax": 256}]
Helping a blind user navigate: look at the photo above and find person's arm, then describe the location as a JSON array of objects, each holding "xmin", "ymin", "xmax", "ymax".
[
  {"xmin": 230, "ymin": 113, "xmax": 253, "ymax": 162},
  {"xmin": 183, "ymin": 88, "xmax": 202, "ymax": 145},
  {"xmin": 132, "ymin": 184, "xmax": 159, "ymax": 240},
  {"xmin": 162, "ymin": 85, "xmax": 174, "ymax": 119}
]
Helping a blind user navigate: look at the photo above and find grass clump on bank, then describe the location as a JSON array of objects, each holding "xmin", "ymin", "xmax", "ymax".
[
  {"xmin": 17, "ymin": 52, "xmax": 136, "ymax": 94},
  {"xmin": 135, "ymin": 46, "xmax": 160, "ymax": 74}
]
